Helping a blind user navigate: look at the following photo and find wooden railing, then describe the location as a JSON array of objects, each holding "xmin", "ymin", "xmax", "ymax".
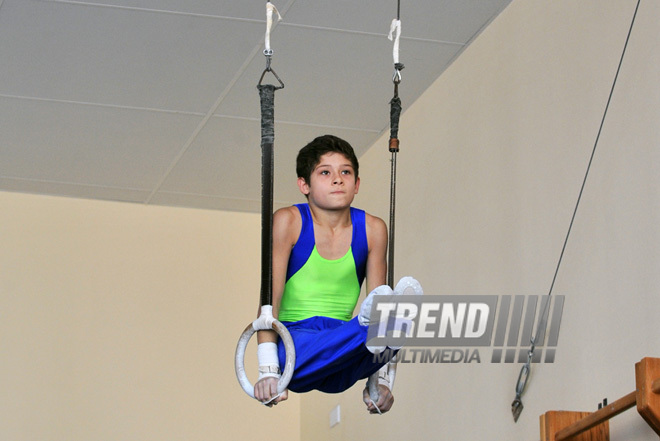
[{"xmin": 540, "ymin": 357, "xmax": 660, "ymax": 441}]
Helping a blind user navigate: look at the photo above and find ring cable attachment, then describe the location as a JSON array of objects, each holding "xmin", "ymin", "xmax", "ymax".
[{"xmin": 259, "ymin": 2, "xmax": 284, "ymax": 88}]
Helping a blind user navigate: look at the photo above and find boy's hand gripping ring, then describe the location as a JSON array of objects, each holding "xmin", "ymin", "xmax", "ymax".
[{"xmin": 235, "ymin": 306, "xmax": 296, "ymax": 398}]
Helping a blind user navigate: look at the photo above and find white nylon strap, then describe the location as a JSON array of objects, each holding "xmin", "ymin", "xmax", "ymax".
[
  {"xmin": 265, "ymin": 2, "xmax": 282, "ymax": 54},
  {"xmin": 388, "ymin": 19, "xmax": 402, "ymax": 65}
]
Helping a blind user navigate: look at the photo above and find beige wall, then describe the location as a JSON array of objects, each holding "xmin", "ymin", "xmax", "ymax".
[
  {"xmin": 302, "ymin": 0, "xmax": 660, "ymax": 440},
  {"xmin": 0, "ymin": 192, "xmax": 300, "ymax": 440}
]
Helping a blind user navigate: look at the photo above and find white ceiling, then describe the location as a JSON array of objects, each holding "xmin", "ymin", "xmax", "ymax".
[{"xmin": 0, "ymin": 0, "xmax": 511, "ymax": 212}]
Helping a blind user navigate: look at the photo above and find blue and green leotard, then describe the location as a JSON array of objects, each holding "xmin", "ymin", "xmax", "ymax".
[
  {"xmin": 276, "ymin": 203, "xmax": 392, "ymax": 393},
  {"xmin": 278, "ymin": 203, "xmax": 368, "ymax": 322}
]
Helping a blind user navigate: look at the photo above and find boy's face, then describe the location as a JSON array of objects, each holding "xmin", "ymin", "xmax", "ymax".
[{"xmin": 298, "ymin": 152, "xmax": 360, "ymax": 210}]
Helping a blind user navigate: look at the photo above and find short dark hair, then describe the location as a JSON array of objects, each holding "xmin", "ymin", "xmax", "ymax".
[{"xmin": 296, "ymin": 135, "xmax": 359, "ymax": 185}]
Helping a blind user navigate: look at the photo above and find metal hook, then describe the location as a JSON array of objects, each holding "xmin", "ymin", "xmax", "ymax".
[
  {"xmin": 392, "ymin": 63, "xmax": 404, "ymax": 85},
  {"xmin": 258, "ymin": 53, "xmax": 284, "ymax": 89}
]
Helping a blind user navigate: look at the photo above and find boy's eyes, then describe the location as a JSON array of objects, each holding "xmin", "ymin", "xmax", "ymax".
[{"xmin": 319, "ymin": 169, "xmax": 352, "ymax": 175}]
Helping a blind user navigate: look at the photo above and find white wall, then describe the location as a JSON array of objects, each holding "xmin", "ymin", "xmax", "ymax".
[
  {"xmin": 0, "ymin": 192, "xmax": 300, "ymax": 441},
  {"xmin": 302, "ymin": 0, "xmax": 660, "ymax": 440}
]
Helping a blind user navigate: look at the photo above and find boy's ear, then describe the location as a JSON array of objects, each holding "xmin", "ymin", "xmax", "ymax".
[
  {"xmin": 297, "ymin": 177, "xmax": 310, "ymax": 195},
  {"xmin": 354, "ymin": 176, "xmax": 360, "ymax": 194}
]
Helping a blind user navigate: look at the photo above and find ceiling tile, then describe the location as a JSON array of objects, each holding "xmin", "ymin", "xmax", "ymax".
[
  {"xmin": 0, "ymin": 0, "xmax": 263, "ymax": 113},
  {"xmin": 0, "ymin": 96, "xmax": 203, "ymax": 191}
]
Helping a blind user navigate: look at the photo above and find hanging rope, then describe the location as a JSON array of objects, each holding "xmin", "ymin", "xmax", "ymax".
[
  {"xmin": 236, "ymin": 2, "xmax": 294, "ymax": 401},
  {"xmin": 257, "ymin": 1, "xmax": 282, "ymax": 308},
  {"xmin": 257, "ymin": 67, "xmax": 282, "ymax": 307},
  {"xmin": 257, "ymin": 84, "xmax": 276, "ymax": 306},
  {"xmin": 258, "ymin": 0, "xmax": 283, "ymax": 309},
  {"xmin": 368, "ymin": 0, "xmax": 405, "ymax": 410},
  {"xmin": 387, "ymin": 3, "xmax": 404, "ymax": 289},
  {"xmin": 511, "ymin": 0, "xmax": 642, "ymax": 422}
]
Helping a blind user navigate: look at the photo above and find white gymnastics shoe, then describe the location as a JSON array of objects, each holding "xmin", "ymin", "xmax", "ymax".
[
  {"xmin": 365, "ymin": 277, "xmax": 424, "ymax": 352},
  {"xmin": 359, "ymin": 284, "xmax": 393, "ymax": 326},
  {"xmin": 359, "ymin": 277, "xmax": 423, "ymax": 327},
  {"xmin": 393, "ymin": 276, "xmax": 424, "ymax": 297}
]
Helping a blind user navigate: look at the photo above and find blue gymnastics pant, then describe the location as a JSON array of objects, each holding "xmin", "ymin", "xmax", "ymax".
[{"xmin": 277, "ymin": 316, "xmax": 394, "ymax": 393}]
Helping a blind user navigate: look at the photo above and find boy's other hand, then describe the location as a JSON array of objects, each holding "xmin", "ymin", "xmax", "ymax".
[
  {"xmin": 255, "ymin": 377, "xmax": 288, "ymax": 407},
  {"xmin": 362, "ymin": 385, "xmax": 394, "ymax": 414}
]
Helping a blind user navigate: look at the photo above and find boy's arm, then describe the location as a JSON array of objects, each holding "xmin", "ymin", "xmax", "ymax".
[
  {"xmin": 363, "ymin": 213, "xmax": 394, "ymax": 413},
  {"xmin": 268, "ymin": 206, "xmax": 300, "ymax": 322},
  {"xmin": 254, "ymin": 206, "xmax": 300, "ymax": 405},
  {"xmin": 365, "ymin": 213, "xmax": 388, "ymax": 293}
]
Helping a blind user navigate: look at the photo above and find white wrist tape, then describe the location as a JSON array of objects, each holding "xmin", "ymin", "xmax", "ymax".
[
  {"xmin": 253, "ymin": 305, "xmax": 275, "ymax": 330},
  {"xmin": 257, "ymin": 342, "xmax": 281, "ymax": 380}
]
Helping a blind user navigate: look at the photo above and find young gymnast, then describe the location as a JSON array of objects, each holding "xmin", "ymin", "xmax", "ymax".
[{"xmin": 254, "ymin": 134, "xmax": 421, "ymax": 413}]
